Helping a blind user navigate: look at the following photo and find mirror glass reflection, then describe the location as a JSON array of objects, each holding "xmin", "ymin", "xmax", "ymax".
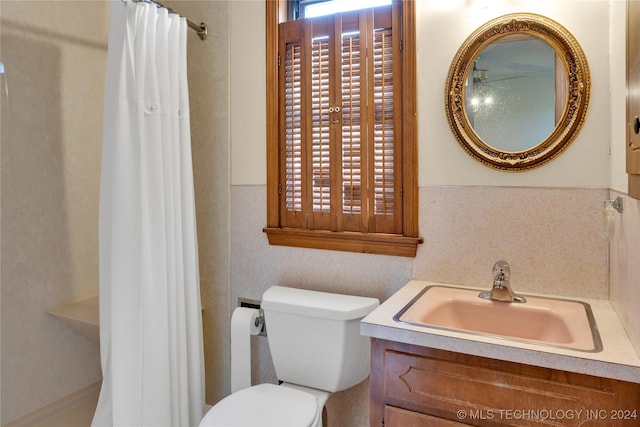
[{"xmin": 464, "ymin": 34, "xmax": 567, "ymax": 152}]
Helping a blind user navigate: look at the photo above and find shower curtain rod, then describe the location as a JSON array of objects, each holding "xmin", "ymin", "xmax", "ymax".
[{"xmin": 131, "ymin": 0, "xmax": 208, "ymax": 40}]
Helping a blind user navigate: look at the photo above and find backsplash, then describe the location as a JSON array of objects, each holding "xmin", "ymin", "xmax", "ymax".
[
  {"xmin": 232, "ymin": 185, "xmax": 609, "ymax": 302},
  {"xmin": 416, "ymin": 186, "xmax": 609, "ymax": 299}
]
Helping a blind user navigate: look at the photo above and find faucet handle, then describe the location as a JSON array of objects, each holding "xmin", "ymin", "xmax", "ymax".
[{"xmin": 492, "ymin": 260, "xmax": 510, "ymax": 280}]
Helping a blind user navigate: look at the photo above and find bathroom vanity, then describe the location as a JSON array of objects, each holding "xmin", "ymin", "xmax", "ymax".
[{"xmin": 361, "ymin": 281, "xmax": 640, "ymax": 427}]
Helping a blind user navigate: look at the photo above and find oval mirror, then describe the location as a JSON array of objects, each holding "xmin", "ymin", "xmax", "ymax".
[{"xmin": 445, "ymin": 13, "xmax": 590, "ymax": 171}]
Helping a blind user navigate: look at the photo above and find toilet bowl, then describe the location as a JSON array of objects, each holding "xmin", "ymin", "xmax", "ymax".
[
  {"xmin": 199, "ymin": 383, "xmax": 327, "ymax": 427},
  {"xmin": 199, "ymin": 286, "xmax": 379, "ymax": 427}
]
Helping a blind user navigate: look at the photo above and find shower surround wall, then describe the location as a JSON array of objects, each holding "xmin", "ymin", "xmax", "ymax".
[
  {"xmin": 0, "ymin": 1, "xmax": 108, "ymax": 423},
  {"xmin": 1, "ymin": 0, "xmax": 232, "ymax": 422}
]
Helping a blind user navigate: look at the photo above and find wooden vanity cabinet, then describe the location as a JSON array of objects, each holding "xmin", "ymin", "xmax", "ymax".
[
  {"xmin": 370, "ymin": 339, "xmax": 640, "ymax": 426},
  {"xmin": 627, "ymin": 0, "xmax": 640, "ymax": 198}
]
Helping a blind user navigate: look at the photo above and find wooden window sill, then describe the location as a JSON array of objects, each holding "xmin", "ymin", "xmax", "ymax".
[{"xmin": 263, "ymin": 227, "xmax": 423, "ymax": 257}]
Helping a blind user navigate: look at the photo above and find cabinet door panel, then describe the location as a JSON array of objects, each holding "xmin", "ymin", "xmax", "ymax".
[
  {"xmin": 383, "ymin": 349, "xmax": 631, "ymax": 426},
  {"xmin": 385, "ymin": 405, "xmax": 468, "ymax": 427},
  {"xmin": 627, "ymin": 0, "xmax": 640, "ymax": 198},
  {"xmin": 371, "ymin": 340, "xmax": 640, "ymax": 427}
]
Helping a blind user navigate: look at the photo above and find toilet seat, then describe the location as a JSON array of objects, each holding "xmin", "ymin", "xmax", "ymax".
[{"xmin": 199, "ymin": 383, "xmax": 317, "ymax": 427}]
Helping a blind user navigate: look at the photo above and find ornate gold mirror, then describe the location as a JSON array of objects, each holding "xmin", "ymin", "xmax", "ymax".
[{"xmin": 445, "ymin": 13, "xmax": 590, "ymax": 171}]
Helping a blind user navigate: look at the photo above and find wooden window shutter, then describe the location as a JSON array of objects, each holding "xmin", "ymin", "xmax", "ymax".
[
  {"xmin": 266, "ymin": 0, "xmax": 422, "ymax": 256},
  {"xmin": 279, "ymin": 5, "xmax": 399, "ymax": 234},
  {"xmin": 280, "ymin": 20, "xmax": 305, "ymax": 228}
]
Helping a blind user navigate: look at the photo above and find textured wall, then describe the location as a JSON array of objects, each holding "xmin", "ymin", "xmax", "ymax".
[
  {"xmin": 0, "ymin": 1, "xmax": 108, "ymax": 423},
  {"xmin": 416, "ymin": 186, "xmax": 609, "ymax": 300},
  {"xmin": 610, "ymin": 191, "xmax": 640, "ymax": 357}
]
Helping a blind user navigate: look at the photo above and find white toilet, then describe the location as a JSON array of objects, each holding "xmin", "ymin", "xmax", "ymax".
[{"xmin": 199, "ymin": 286, "xmax": 380, "ymax": 427}]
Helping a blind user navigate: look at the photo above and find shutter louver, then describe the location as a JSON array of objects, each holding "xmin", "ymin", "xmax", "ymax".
[
  {"xmin": 311, "ymin": 36, "xmax": 331, "ymax": 214},
  {"xmin": 284, "ymin": 41, "xmax": 303, "ymax": 213},
  {"xmin": 341, "ymin": 31, "xmax": 362, "ymax": 218},
  {"xmin": 373, "ymin": 27, "xmax": 395, "ymax": 217}
]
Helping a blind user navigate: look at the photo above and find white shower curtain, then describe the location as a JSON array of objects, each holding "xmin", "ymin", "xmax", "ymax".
[{"xmin": 93, "ymin": 1, "xmax": 205, "ymax": 426}]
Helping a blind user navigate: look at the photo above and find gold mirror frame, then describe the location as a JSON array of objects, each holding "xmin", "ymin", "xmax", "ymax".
[{"xmin": 445, "ymin": 13, "xmax": 591, "ymax": 171}]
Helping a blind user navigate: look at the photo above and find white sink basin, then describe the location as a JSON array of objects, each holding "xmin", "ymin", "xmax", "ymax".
[{"xmin": 394, "ymin": 286, "xmax": 602, "ymax": 352}]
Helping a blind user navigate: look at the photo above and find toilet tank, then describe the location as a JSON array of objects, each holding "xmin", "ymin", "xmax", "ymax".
[{"xmin": 261, "ymin": 286, "xmax": 380, "ymax": 393}]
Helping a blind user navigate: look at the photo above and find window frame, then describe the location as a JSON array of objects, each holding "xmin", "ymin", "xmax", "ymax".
[{"xmin": 264, "ymin": 0, "xmax": 421, "ymax": 257}]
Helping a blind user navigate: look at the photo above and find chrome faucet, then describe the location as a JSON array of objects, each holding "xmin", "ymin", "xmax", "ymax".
[{"xmin": 478, "ymin": 261, "xmax": 527, "ymax": 303}]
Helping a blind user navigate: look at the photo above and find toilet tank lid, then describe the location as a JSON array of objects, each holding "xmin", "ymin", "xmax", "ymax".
[{"xmin": 262, "ymin": 286, "xmax": 380, "ymax": 321}]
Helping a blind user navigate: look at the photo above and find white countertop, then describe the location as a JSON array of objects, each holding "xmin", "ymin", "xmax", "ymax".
[{"xmin": 361, "ymin": 280, "xmax": 640, "ymax": 383}]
